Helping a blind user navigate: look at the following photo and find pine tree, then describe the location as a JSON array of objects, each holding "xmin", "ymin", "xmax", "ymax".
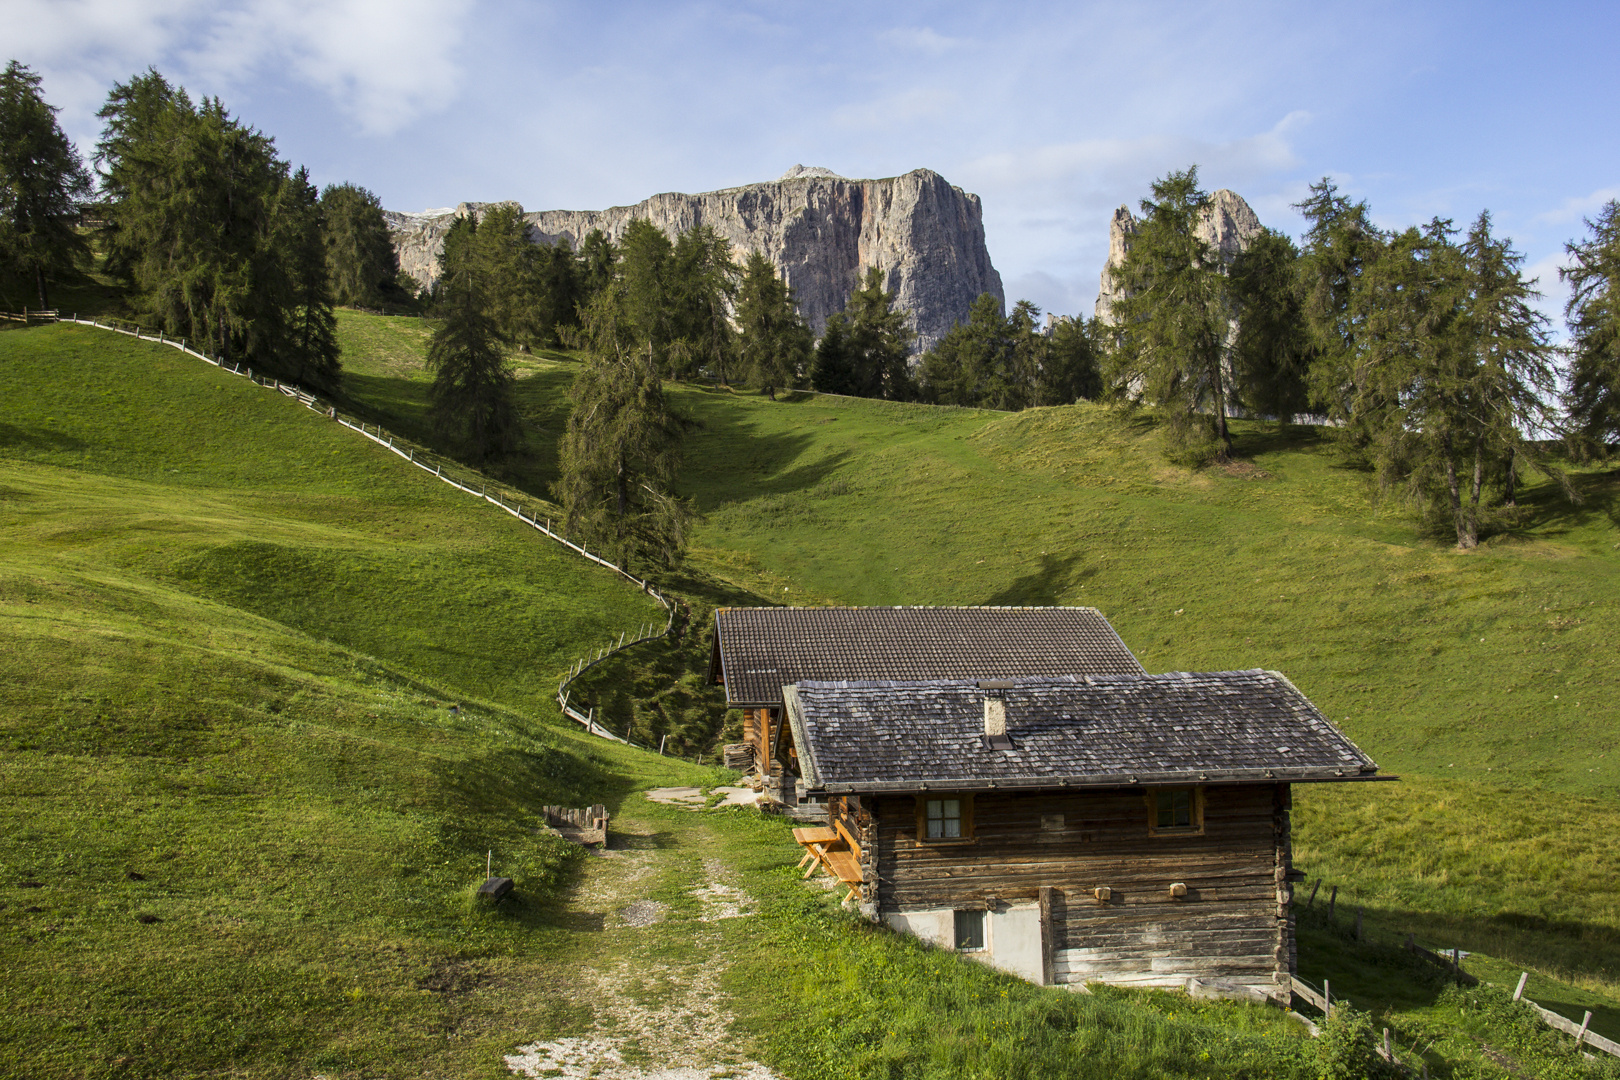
[
  {"xmin": 1228, "ymin": 228, "xmax": 1311, "ymax": 425},
  {"xmin": 735, "ymin": 250, "xmax": 811, "ymax": 395},
  {"xmin": 319, "ymin": 182, "xmax": 398, "ymax": 309},
  {"xmin": 1562, "ymin": 199, "xmax": 1620, "ymax": 453},
  {"xmin": 274, "ymin": 168, "xmax": 341, "ymax": 390},
  {"xmin": 1107, "ymin": 166, "xmax": 1232, "ymax": 462},
  {"xmin": 426, "ymin": 216, "xmax": 519, "ymax": 460},
  {"xmin": 0, "ymin": 60, "xmax": 91, "ymax": 310},
  {"xmin": 918, "ymin": 293, "xmax": 1010, "ymax": 406},
  {"xmin": 553, "ymin": 287, "xmax": 689, "ymax": 573}
]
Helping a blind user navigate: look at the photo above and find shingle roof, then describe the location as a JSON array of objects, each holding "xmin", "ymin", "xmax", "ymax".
[
  {"xmin": 783, "ymin": 672, "xmax": 1383, "ymax": 793},
  {"xmin": 710, "ymin": 606, "xmax": 1145, "ymax": 708}
]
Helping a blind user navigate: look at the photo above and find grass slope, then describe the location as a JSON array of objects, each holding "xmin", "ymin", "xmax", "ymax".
[
  {"xmin": 0, "ymin": 322, "xmax": 702, "ymax": 1077},
  {"xmin": 332, "ymin": 312, "xmax": 1620, "ymax": 1015}
]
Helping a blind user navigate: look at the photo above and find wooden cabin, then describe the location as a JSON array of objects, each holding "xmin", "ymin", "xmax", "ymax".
[
  {"xmin": 782, "ymin": 672, "xmax": 1389, "ymax": 997},
  {"xmin": 708, "ymin": 606, "xmax": 1145, "ymax": 795}
]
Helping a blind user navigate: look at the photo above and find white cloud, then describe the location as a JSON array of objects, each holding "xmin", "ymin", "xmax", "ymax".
[
  {"xmin": 1534, "ymin": 186, "xmax": 1620, "ymax": 227},
  {"xmin": 878, "ymin": 27, "xmax": 964, "ymax": 55},
  {"xmin": 832, "ymin": 86, "xmax": 959, "ymax": 131},
  {"xmin": 5, "ymin": 0, "xmax": 472, "ymax": 138}
]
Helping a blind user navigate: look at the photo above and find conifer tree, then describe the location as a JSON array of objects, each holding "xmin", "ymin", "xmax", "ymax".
[
  {"xmin": 319, "ymin": 182, "xmax": 398, "ymax": 309},
  {"xmin": 1562, "ymin": 200, "xmax": 1620, "ymax": 452},
  {"xmin": 618, "ymin": 218, "xmax": 677, "ymax": 369},
  {"xmin": 1039, "ymin": 315, "xmax": 1104, "ymax": 404},
  {"xmin": 1107, "ymin": 166, "xmax": 1232, "ymax": 461},
  {"xmin": 94, "ymin": 70, "xmax": 339, "ymax": 385},
  {"xmin": 1346, "ymin": 213, "xmax": 1559, "ymax": 548},
  {"xmin": 554, "ymin": 287, "xmax": 689, "ymax": 573},
  {"xmin": 812, "ymin": 267, "xmax": 914, "ymax": 399},
  {"xmin": 1294, "ymin": 178, "xmax": 1386, "ymax": 437},
  {"xmin": 0, "ymin": 60, "xmax": 91, "ymax": 310},
  {"xmin": 735, "ymin": 250, "xmax": 811, "ymax": 394},
  {"xmin": 1228, "ymin": 228, "xmax": 1312, "ymax": 425},
  {"xmin": 427, "ymin": 216, "xmax": 519, "ymax": 460},
  {"xmin": 670, "ymin": 225, "xmax": 739, "ymax": 382}
]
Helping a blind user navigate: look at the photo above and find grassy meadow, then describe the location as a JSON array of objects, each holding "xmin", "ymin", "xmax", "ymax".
[
  {"xmin": 0, "ymin": 322, "xmax": 708, "ymax": 1076},
  {"xmin": 5, "ymin": 304, "xmax": 1620, "ymax": 1078},
  {"xmin": 332, "ymin": 311, "xmax": 1620, "ymax": 1020}
]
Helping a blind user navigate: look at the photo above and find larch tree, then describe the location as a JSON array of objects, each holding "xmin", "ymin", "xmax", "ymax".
[
  {"xmin": 1107, "ymin": 166, "xmax": 1233, "ymax": 462},
  {"xmin": 670, "ymin": 224, "xmax": 739, "ymax": 382},
  {"xmin": 1039, "ymin": 315, "xmax": 1104, "ymax": 405},
  {"xmin": 1228, "ymin": 227, "xmax": 1312, "ymax": 425},
  {"xmin": 319, "ymin": 182, "xmax": 399, "ymax": 309},
  {"xmin": 1346, "ymin": 214, "xmax": 1559, "ymax": 548},
  {"xmin": 0, "ymin": 60, "xmax": 91, "ymax": 311},
  {"xmin": 553, "ymin": 286, "xmax": 689, "ymax": 573},
  {"xmin": 735, "ymin": 250, "xmax": 812, "ymax": 395},
  {"xmin": 812, "ymin": 267, "xmax": 914, "ymax": 400},
  {"xmin": 94, "ymin": 70, "xmax": 339, "ymax": 385},
  {"xmin": 426, "ymin": 215, "xmax": 520, "ymax": 461},
  {"xmin": 1562, "ymin": 199, "xmax": 1620, "ymax": 453}
]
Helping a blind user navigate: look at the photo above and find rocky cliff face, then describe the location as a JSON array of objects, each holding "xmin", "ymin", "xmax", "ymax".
[
  {"xmin": 1093, "ymin": 189, "xmax": 1263, "ymax": 322},
  {"xmin": 385, "ymin": 167, "xmax": 1004, "ymax": 350}
]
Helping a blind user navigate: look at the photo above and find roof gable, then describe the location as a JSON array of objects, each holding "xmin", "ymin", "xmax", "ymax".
[
  {"xmin": 711, "ymin": 606, "xmax": 1145, "ymax": 707},
  {"xmin": 784, "ymin": 672, "xmax": 1382, "ymax": 793}
]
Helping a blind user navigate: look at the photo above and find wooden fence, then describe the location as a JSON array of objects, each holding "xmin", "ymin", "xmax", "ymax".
[
  {"xmin": 45, "ymin": 314, "xmax": 672, "ymax": 750},
  {"xmin": 1296, "ymin": 877, "xmax": 1620, "ymax": 1065}
]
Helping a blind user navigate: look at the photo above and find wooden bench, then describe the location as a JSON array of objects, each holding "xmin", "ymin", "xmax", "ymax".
[
  {"xmin": 792, "ymin": 826, "xmax": 839, "ymax": 874},
  {"xmin": 823, "ymin": 849, "xmax": 863, "ymax": 904}
]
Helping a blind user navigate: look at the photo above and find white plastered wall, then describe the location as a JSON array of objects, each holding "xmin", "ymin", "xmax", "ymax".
[{"xmin": 884, "ymin": 904, "xmax": 1046, "ymax": 985}]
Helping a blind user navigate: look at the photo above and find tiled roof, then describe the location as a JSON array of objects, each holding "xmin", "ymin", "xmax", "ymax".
[
  {"xmin": 783, "ymin": 672, "xmax": 1382, "ymax": 793},
  {"xmin": 710, "ymin": 606, "xmax": 1145, "ymax": 707}
]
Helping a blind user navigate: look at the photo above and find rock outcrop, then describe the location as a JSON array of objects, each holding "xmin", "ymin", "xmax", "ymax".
[
  {"xmin": 385, "ymin": 167, "xmax": 1004, "ymax": 350},
  {"xmin": 1093, "ymin": 189, "xmax": 1263, "ymax": 322}
]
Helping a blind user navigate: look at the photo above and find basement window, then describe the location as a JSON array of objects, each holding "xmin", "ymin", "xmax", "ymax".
[{"xmin": 954, "ymin": 909, "xmax": 985, "ymax": 951}]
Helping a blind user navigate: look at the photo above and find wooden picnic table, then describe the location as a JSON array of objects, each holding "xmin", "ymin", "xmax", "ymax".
[{"xmin": 792, "ymin": 825, "xmax": 861, "ymax": 903}]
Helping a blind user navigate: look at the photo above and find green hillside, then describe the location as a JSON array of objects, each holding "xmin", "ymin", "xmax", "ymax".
[
  {"xmin": 0, "ymin": 322, "xmax": 701, "ymax": 1076},
  {"xmin": 9, "ymin": 310, "xmax": 1620, "ymax": 1078},
  {"xmin": 332, "ymin": 310, "xmax": 1620, "ymax": 1011}
]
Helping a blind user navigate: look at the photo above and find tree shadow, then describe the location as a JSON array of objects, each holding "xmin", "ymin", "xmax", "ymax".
[
  {"xmin": 977, "ymin": 553, "xmax": 1093, "ymax": 606},
  {"xmin": 0, "ymin": 422, "xmax": 88, "ymax": 454}
]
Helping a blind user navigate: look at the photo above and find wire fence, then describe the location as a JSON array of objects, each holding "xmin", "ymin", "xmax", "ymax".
[{"xmin": 23, "ymin": 310, "xmax": 672, "ymax": 751}]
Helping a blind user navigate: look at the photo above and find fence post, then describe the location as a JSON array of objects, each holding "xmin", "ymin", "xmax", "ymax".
[
  {"xmin": 1513, "ymin": 972, "xmax": 1529, "ymax": 1001},
  {"xmin": 1577, "ymin": 1012, "xmax": 1593, "ymax": 1049},
  {"xmin": 1328, "ymin": 885, "xmax": 1337, "ymax": 921}
]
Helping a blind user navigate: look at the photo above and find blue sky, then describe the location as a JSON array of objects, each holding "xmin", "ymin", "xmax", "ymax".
[{"xmin": 10, "ymin": 0, "xmax": 1618, "ymax": 324}]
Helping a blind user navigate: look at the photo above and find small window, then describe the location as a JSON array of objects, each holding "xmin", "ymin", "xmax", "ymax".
[
  {"xmin": 926, "ymin": 798, "xmax": 962, "ymax": 839},
  {"xmin": 1148, "ymin": 787, "xmax": 1203, "ymax": 835},
  {"xmin": 954, "ymin": 909, "xmax": 985, "ymax": 951}
]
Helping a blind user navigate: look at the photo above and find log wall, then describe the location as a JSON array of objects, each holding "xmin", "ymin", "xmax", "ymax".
[{"xmin": 871, "ymin": 784, "xmax": 1293, "ymax": 987}]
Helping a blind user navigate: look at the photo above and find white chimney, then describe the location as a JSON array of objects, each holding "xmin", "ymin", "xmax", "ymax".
[{"xmin": 977, "ymin": 680, "xmax": 1015, "ymax": 748}]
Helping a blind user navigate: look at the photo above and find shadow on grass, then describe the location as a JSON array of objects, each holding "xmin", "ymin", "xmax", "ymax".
[
  {"xmin": 1298, "ymin": 899, "xmax": 1620, "ymax": 1041},
  {"xmin": 979, "ymin": 552, "xmax": 1092, "ymax": 606},
  {"xmin": 0, "ymin": 421, "xmax": 88, "ymax": 453}
]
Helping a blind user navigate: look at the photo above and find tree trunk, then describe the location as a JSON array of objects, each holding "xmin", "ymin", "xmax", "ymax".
[
  {"xmin": 34, "ymin": 264, "xmax": 49, "ymax": 312},
  {"xmin": 1503, "ymin": 447, "xmax": 1518, "ymax": 507},
  {"xmin": 1441, "ymin": 430, "xmax": 1468, "ymax": 548},
  {"xmin": 1462, "ymin": 436, "xmax": 1484, "ymax": 549},
  {"xmin": 616, "ymin": 455, "xmax": 630, "ymax": 571}
]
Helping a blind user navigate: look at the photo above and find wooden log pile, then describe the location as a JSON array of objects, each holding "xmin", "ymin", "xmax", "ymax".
[
  {"xmin": 723, "ymin": 743, "xmax": 755, "ymax": 771},
  {"xmin": 543, "ymin": 804, "xmax": 610, "ymax": 847}
]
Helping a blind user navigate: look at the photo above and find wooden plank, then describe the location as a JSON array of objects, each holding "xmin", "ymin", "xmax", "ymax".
[
  {"xmin": 1290, "ymin": 976, "xmax": 1328, "ymax": 1015},
  {"xmin": 834, "ymin": 817, "xmax": 864, "ymax": 860},
  {"xmin": 824, "ymin": 849, "xmax": 863, "ymax": 884}
]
